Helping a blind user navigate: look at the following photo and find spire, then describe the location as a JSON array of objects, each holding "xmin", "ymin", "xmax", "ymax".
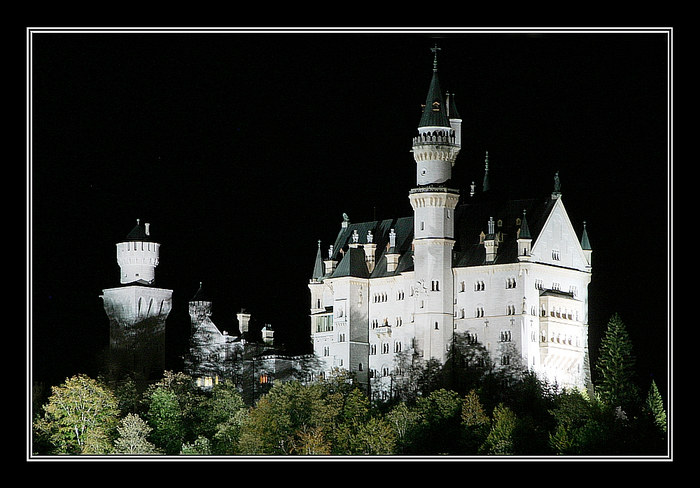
[
  {"xmin": 446, "ymin": 92, "xmax": 461, "ymax": 119},
  {"xmin": 419, "ymin": 44, "xmax": 451, "ymax": 128},
  {"xmin": 482, "ymin": 151, "xmax": 490, "ymax": 192},
  {"xmin": 191, "ymin": 281, "xmax": 210, "ymax": 302},
  {"xmin": 581, "ymin": 221, "xmax": 592, "ymax": 250},
  {"xmin": 311, "ymin": 240, "xmax": 324, "ymax": 280},
  {"xmin": 519, "ymin": 209, "xmax": 531, "ymax": 239}
]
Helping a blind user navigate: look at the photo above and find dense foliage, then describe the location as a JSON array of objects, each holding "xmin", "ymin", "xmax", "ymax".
[{"xmin": 32, "ymin": 314, "xmax": 668, "ymax": 457}]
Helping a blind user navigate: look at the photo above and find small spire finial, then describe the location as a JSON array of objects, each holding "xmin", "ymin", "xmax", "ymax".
[
  {"xmin": 482, "ymin": 151, "xmax": 491, "ymax": 193},
  {"xmin": 431, "ymin": 43, "xmax": 441, "ymax": 71}
]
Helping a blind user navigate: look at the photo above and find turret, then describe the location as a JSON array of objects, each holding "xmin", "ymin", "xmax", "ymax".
[
  {"xmin": 116, "ymin": 219, "xmax": 160, "ymax": 285},
  {"xmin": 517, "ymin": 209, "xmax": 532, "ymax": 261},
  {"xmin": 411, "ymin": 45, "xmax": 461, "ymax": 186},
  {"xmin": 581, "ymin": 221, "xmax": 592, "ymax": 269}
]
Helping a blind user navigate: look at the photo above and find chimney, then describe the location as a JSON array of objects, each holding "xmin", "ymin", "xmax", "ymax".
[
  {"xmin": 386, "ymin": 229, "xmax": 400, "ymax": 272},
  {"xmin": 484, "ymin": 217, "xmax": 499, "ymax": 263},
  {"xmin": 324, "ymin": 245, "xmax": 338, "ymax": 275},
  {"xmin": 144, "ymin": 223, "xmax": 151, "ymax": 236},
  {"xmin": 364, "ymin": 230, "xmax": 377, "ymax": 273},
  {"xmin": 236, "ymin": 310, "xmax": 251, "ymax": 334}
]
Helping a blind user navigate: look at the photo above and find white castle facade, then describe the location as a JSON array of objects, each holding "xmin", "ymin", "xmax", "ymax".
[{"xmin": 308, "ymin": 50, "xmax": 593, "ymax": 399}]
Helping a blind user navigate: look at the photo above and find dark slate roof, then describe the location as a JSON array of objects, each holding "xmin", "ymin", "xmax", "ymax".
[
  {"xmin": 447, "ymin": 92, "xmax": 461, "ymax": 120},
  {"xmin": 519, "ymin": 210, "xmax": 532, "ymax": 239},
  {"xmin": 317, "ymin": 185, "xmax": 590, "ymax": 279},
  {"xmin": 190, "ymin": 282, "xmax": 212, "ymax": 302},
  {"xmin": 125, "ymin": 220, "xmax": 153, "ymax": 241},
  {"xmin": 312, "ymin": 241, "xmax": 324, "ymax": 280},
  {"xmin": 419, "ymin": 70, "xmax": 451, "ymax": 128},
  {"xmin": 331, "ymin": 247, "xmax": 370, "ymax": 279},
  {"xmin": 454, "ymin": 197, "xmax": 556, "ymax": 267},
  {"xmin": 580, "ymin": 222, "xmax": 592, "ymax": 250},
  {"xmin": 325, "ymin": 216, "xmax": 415, "ymax": 279}
]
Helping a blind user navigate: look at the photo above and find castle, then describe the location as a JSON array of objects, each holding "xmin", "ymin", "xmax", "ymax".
[
  {"xmin": 308, "ymin": 47, "xmax": 593, "ymax": 399},
  {"xmin": 101, "ymin": 46, "xmax": 593, "ymax": 400}
]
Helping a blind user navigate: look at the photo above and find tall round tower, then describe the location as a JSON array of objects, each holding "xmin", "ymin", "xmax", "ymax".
[
  {"xmin": 409, "ymin": 45, "xmax": 462, "ymax": 362},
  {"xmin": 100, "ymin": 219, "xmax": 172, "ymax": 384}
]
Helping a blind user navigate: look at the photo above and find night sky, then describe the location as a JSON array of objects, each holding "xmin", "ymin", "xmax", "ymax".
[{"xmin": 28, "ymin": 28, "xmax": 671, "ymax": 397}]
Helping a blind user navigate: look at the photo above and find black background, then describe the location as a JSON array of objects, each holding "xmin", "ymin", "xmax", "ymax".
[{"xmin": 29, "ymin": 28, "xmax": 670, "ymax": 399}]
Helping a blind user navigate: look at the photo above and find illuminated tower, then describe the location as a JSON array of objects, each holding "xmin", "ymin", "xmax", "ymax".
[
  {"xmin": 100, "ymin": 219, "xmax": 173, "ymax": 382},
  {"xmin": 409, "ymin": 45, "xmax": 461, "ymax": 361}
]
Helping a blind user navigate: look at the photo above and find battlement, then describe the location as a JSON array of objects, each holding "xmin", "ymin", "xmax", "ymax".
[{"xmin": 116, "ymin": 240, "xmax": 160, "ymax": 284}]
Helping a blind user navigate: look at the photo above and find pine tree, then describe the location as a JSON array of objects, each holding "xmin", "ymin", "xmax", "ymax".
[
  {"xmin": 594, "ymin": 313, "xmax": 640, "ymax": 412},
  {"xmin": 645, "ymin": 380, "xmax": 667, "ymax": 434}
]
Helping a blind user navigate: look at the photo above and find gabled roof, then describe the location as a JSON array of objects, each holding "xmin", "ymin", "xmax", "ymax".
[{"xmin": 331, "ymin": 247, "xmax": 369, "ymax": 279}]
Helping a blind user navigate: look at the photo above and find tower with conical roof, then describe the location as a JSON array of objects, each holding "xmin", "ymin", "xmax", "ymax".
[
  {"xmin": 100, "ymin": 219, "xmax": 173, "ymax": 383},
  {"xmin": 409, "ymin": 45, "xmax": 462, "ymax": 362}
]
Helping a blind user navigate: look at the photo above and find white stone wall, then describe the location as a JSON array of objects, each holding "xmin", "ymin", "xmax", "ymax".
[{"xmin": 116, "ymin": 240, "xmax": 160, "ymax": 284}]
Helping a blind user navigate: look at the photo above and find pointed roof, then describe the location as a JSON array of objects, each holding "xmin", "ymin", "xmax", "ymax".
[
  {"xmin": 418, "ymin": 46, "xmax": 451, "ymax": 128},
  {"xmin": 124, "ymin": 219, "xmax": 153, "ymax": 241},
  {"xmin": 581, "ymin": 222, "xmax": 592, "ymax": 250},
  {"xmin": 447, "ymin": 92, "xmax": 461, "ymax": 120},
  {"xmin": 191, "ymin": 282, "xmax": 212, "ymax": 302},
  {"xmin": 519, "ymin": 209, "xmax": 532, "ymax": 240},
  {"xmin": 311, "ymin": 240, "xmax": 324, "ymax": 280}
]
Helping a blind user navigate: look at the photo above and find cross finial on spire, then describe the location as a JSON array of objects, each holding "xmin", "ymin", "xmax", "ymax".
[{"xmin": 431, "ymin": 43, "xmax": 441, "ymax": 71}]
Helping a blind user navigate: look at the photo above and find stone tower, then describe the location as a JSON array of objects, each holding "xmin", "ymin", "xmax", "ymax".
[
  {"xmin": 100, "ymin": 219, "xmax": 172, "ymax": 383},
  {"xmin": 409, "ymin": 45, "xmax": 462, "ymax": 362}
]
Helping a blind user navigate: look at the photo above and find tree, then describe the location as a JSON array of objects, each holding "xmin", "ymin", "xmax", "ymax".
[
  {"xmin": 33, "ymin": 374, "xmax": 120, "ymax": 454},
  {"xmin": 180, "ymin": 436, "xmax": 212, "ymax": 455},
  {"xmin": 144, "ymin": 387, "xmax": 185, "ymax": 454},
  {"xmin": 645, "ymin": 380, "xmax": 667, "ymax": 435},
  {"xmin": 142, "ymin": 371, "xmax": 201, "ymax": 454},
  {"xmin": 481, "ymin": 403, "xmax": 517, "ymax": 455},
  {"xmin": 547, "ymin": 389, "xmax": 619, "ymax": 455},
  {"xmin": 594, "ymin": 313, "xmax": 640, "ymax": 413},
  {"xmin": 386, "ymin": 402, "xmax": 421, "ymax": 454},
  {"xmin": 414, "ymin": 389, "xmax": 463, "ymax": 454},
  {"xmin": 196, "ymin": 379, "xmax": 248, "ymax": 455},
  {"xmin": 113, "ymin": 413, "xmax": 160, "ymax": 455},
  {"xmin": 238, "ymin": 381, "xmax": 336, "ymax": 455},
  {"xmin": 460, "ymin": 389, "xmax": 490, "ymax": 453}
]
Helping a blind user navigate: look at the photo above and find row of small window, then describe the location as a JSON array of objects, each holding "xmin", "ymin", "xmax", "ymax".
[
  {"xmin": 459, "ymin": 278, "xmax": 517, "ymax": 292},
  {"xmin": 371, "ymin": 317, "xmax": 404, "ymax": 328},
  {"xmin": 373, "ymin": 290, "xmax": 407, "ymax": 303},
  {"xmin": 468, "ymin": 305, "xmax": 517, "ymax": 318},
  {"xmin": 538, "ymin": 331, "xmax": 582, "ymax": 347},
  {"xmin": 370, "ymin": 341, "xmax": 403, "ymax": 355},
  {"xmin": 534, "ymin": 280, "xmax": 578, "ymax": 296}
]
